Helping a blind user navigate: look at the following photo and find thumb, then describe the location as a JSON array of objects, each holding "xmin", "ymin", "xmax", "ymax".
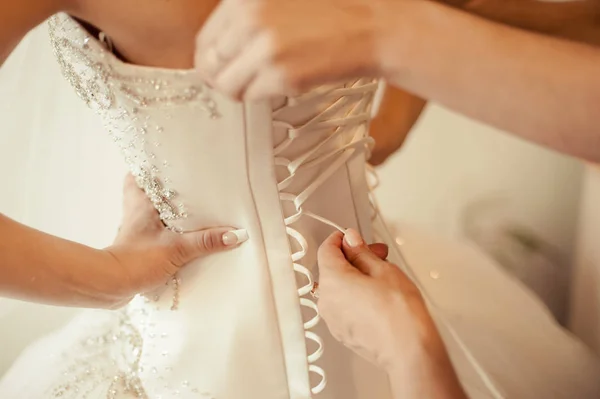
[
  {"xmin": 169, "ymin": 227, "xmax": 248, "ymax": 266},
  {"xmin": 342, "ymin": 229, "xmax": 389, "ymax": 277},
  {"xmin": 318, "ymin": 231, "xmax": 359, "ymax": 277}
]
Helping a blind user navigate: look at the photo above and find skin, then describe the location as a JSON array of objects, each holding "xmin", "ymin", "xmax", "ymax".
[
  {"xmin": 4, "ymin": 1, "xmax": 596, "ymax": 166},
  {"xmin": 318, "ymin": 229, "xmax": 467, "ymax": 399},
  {"xmin": 195, "ymin": 0, "xmax": 600, "ymax": 162},
  {"xmin": 371, "ymin": 0, "xmax": 600, "ymax": 165},
  {"xmin": 0, "ymin": 0, "xmax": 417, "ymax": 306},
  {"xmin": 0, "ymin": 175, "xmax": 244, "ymax": 308},
  {"xmin": 192, "ymin": 0, "xmax": 600, "ymax": 396},
  {"xmin": 0, "ymin": 0, "xmax": 598, "ymax": 393}
]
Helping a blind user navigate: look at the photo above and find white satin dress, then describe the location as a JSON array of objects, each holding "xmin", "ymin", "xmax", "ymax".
[{"xmin": 0, "ymin": 13, "xmax": 599, "ymax": 399}]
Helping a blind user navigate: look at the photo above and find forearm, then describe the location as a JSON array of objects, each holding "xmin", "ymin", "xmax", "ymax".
[
  {"xmin": 371, "ymin": 0, "xmax": 600, "ymax": 164},
  {"xmin": 455, "ymin": 0, "xmax": 600, "ymax": 46},
  {"xmin": 388, "ymin": 335, "xmax": 467, "ymax": 399},
  {"xmin": 0, "ymin": 213, "xmax": 117, "ymax": 307},
  {"xmin": 381, "ymin": 1, "xmax": 600, "ymax": 162}
]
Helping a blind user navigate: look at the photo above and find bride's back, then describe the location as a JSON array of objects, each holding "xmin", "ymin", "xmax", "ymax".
[{"xmin": 71, "ymin": 0, "xmax": 220, "ymax": 68}]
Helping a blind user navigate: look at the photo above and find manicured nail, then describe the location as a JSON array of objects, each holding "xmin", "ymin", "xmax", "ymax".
[
  {"xmin": 222, "ymin": 229, "xmax": 249, "ymax": 246},
  {"xmin": 344, "ymin": 228, "xmax": 364, "ymax": 248}
]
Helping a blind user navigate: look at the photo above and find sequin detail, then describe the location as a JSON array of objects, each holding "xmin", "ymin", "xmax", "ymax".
[
  {"xmin": 48, "ymin": 13, "xmax": 212, "ymax": 308},
  {"xmin": 50, "ymin": 307, "xmax": 212, "ymax": 399},
  {"xmin": 48, "ymin": 14, "xmax": 219, "ymax": 117},
  {"xmin": 133, "ymin": 168, "xmax": 185, "ymax": 222},
  {"xmin": 46, "ymin": 13, "xmax": 226, "ymax": 398},
  {"xmin": 51, "ymin": 310, "xmax": 148, "ymax": 398}
]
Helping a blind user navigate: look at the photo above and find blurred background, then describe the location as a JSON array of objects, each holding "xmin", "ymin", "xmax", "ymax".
[{"xmin": 1, "ymin": 23, "xmax": 599, "ymax": 375}]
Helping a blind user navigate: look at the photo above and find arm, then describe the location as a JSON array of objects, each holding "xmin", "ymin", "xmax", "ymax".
[
  {"xmin": 0, "ymin": 176, "xmax": 244, "ymax": 308},
  {"xmin": 388, "ymin": 342, "xmax": 467, "ymax": 399},
  {"xmin": 0, "ymin": 213, "xmax": 121, "ymax": 307},
  {"xmin": 379, "ymin": 1, "xmax": 600, "ymax": 162},
  {"xmin": 453, "ymin": 0, "xmax": 600, "ymax": 46},
  {"xmin": 198, "ymin": 0, "xmax": 600, "ymax": 161},
  {"xmin": 370, "ymin": 0, "xmax": 600, "ymax": 166}
]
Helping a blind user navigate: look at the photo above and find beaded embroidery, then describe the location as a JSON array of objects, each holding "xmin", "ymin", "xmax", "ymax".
[
  {"xmin": 133, "ymin": 168, "xmax": 186, "ymax": 224},
  {"xmin": 47, "ymin": 12, "xmax": 391, "ymax": 399},
  {"xmin": 50, "ymin": 309, "xmax": 147, "ymax": 398},
  {"xmin": 50, "ymin": 307, "xmax": 212, "ymax": 399},
  {"xmin": 47, "ymin": 13, "xmax": 222, "ymax": 398},
  {"xmin": 48, "ymin": 15, "xmax": 219, "ymax": 117}
]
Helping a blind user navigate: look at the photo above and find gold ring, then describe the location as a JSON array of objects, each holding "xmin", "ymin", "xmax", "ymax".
[{"xmin": 310, "ymin": 282, "xmax": 320, "ymax": 299}]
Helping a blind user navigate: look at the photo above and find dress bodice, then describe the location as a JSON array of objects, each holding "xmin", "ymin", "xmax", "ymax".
[
  {"xmin": 48, "ymin": 13, "xmax": 387, "ymax": 399},
  {"xmin": 1, "ymin": 15, "xmax": 599, "ymax": 399}
]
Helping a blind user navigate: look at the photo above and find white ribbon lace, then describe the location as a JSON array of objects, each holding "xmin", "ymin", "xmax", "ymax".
[{"xmin": 272, "ymin": 79, "xmax": 377, "ymax": 395}]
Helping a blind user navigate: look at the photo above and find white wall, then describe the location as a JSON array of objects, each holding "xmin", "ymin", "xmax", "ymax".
[
  {"xmin": 375, "ymin": 105, "xmax": 584, "ymax": 320},
  {"xmin": 376, "ymin": 104, "xmax": 583, "ymax": 256}
]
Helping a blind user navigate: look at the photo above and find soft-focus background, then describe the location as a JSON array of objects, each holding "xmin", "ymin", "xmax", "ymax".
[{"xmin": 1, "ymin": 23, "xmax": 599, "ymax": 375}]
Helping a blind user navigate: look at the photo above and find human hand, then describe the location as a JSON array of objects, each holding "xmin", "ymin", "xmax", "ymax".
[
  {"xmin": 194, "ymin": 0, "xmax": 404, "ymax": 100},
  {"xmin": 101, "ymin": 175, "xmax": 247, "ymax": 308},
  {"xmin": 317, "ymin": 229, "xmax": 443, "ymax": 372}
]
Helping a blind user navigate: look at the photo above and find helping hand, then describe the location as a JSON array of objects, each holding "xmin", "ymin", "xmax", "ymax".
[
  {"xmin": 100, "ymin": 175, "xmax": 246, "ymax": 308},
  {"xmin": 194, "ymin": 0, "xmax": 401, "ymax": 101},
  {"xmin": 317, "ymin": 229, "xmax": 441, "ymax": 372}
]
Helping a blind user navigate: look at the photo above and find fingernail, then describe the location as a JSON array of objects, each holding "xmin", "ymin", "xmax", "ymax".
[
  {"xmin": 344, "ymin": 228, "xmax": 364, "ymax": 248},
  {"xmin": 222, "ymin": 229, "xmax": 249, "ymax": 246}
]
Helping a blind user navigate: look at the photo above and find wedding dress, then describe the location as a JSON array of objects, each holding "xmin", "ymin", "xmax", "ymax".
[{"xmin": 1, "ymin": 13, "xmax": 600, "ymax": 399}]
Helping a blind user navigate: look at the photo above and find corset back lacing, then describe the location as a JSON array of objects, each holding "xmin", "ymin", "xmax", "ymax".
[
  {"xmin": 272, "ymin": 79, "xmax": 378, "ymax": 394},
  {"xmin": 274, "ymin": 77, "xmax": 505, "ymax": 397}
]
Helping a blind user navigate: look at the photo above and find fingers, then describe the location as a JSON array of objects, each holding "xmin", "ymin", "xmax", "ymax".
[
  {"xmin": 212, "ymin": 34, "xmax": 272, "ymax": 100},
  {"xmin": 242, "ymin": 65, "xmax": 291, "ymax": 101},
  {"xmin": 368, "ymin": 243, "xmax": 389, "ymax": 260},
  {"xmin": 342, "ymin": 228, "xmax": 390, "ymax": 277},
  {"xmin": 317, "ymin": 231, "xmax": 361, "ymax": 278},
  {"xmin": 122, "ymin": 173, "xmax": 147, "ymax": 206},
  {"xmin": 194, "ymin": 0, "xmax": 295, "ymax": 101},
  {"xmin": 169, "ymin": 227, "xmax": 249, "ymax": 266},
  {"xmin": 195, "ymin": 0, "xmax": 261, "ymax": 90}
]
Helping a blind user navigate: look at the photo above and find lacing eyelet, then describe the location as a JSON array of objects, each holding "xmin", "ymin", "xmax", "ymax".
[{"xmin": 272, "ymin": 79, "xmax": 379, "ymax": 395}]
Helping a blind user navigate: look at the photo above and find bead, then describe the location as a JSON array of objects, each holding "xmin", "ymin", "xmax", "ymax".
[{"xmin": 47, "ymin": 13, "xmax": 230, "ymax": 399}]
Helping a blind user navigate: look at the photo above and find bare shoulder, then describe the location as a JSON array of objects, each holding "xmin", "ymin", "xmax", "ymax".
[
  {"xmin": 0, "ymin": 0, "xmax": 68, "ymax": 64},
  {"xmin": 70, "ymin": 0, "xmax": 220, "ymax": 68}
]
